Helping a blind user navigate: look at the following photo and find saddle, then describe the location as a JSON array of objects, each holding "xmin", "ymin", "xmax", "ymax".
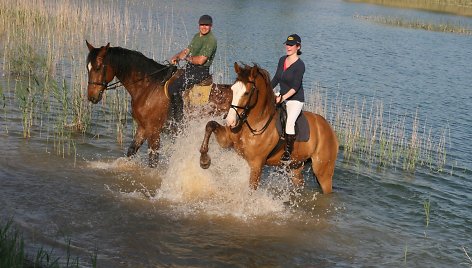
[
  {"xmin": 267, "ymin": 104, "xmax": 310, "ymax": 161},
  {"xmin": 275, "ymin": 104, "xmax": 310, "ymax": 142},
  {"xmin": 164, "ymin": 69, "xmax": 213, "ymax": 106}
]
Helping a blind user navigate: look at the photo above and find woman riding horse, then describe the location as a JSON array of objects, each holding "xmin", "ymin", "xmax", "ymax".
[{"xmin": 199, "ymin": 63, "xmax": 338, "ymax": 193}]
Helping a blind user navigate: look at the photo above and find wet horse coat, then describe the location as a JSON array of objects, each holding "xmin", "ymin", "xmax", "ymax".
[
  {"xmin": 199, "ymin": 63, "xmax": 339, "ymax": 193},
  {"xmin": 86, "ymin": 41, "xmax": 232, "ymax": 167}
]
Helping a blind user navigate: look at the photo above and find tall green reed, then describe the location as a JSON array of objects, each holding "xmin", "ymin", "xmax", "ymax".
[
  {"xmin": 355, "ymin": 15, "xmax": 472, "ymax": 35},
  {"xmin": 305, "ymin": 85, "xmax": 449, "ymax": 172},
  {"xmin": 0, "ymin": 219, "xmax": 97, "ymax": 268}
]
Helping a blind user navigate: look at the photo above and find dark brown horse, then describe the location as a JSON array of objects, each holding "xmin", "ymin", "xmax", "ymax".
[
  {"xmin": 199, "ymin": 63, "xmax": 339, "ymax": 193},
  {"xmin": 86, "ymin": 41, "xmax": 232, "ymax": 167}
]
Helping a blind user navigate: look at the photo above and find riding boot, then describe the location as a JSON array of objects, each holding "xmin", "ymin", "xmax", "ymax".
[
  {"xmin": 281, "ymin": 134, "xmax": 296, "ymax": 162},
  {"xmin": 170, "ymin": 92, "xmax": 184, "ymax": 123}
]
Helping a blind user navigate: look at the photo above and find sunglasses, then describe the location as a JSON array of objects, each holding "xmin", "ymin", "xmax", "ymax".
[
  {"xmin": 199, "ymin": 24, "xmax": 211, "ymax": 26},
  {"xmin": 285, "ymin": 43, "xmax": 296, "ymax": 47}
]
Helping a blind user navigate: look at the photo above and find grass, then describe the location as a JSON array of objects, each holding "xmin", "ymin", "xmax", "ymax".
[
  {"xmin": 305, "ymin": 85, "xmax": 450, "ymax": 172},
  {"xmin": 463, "ymin": 246, "xmax": 472, "ymax": 267},
  {"xmin": 347, "ymin": 0, "xmax": 472, "ymax": 17},
  {"xmin": 0, "ymin": 219, "xmax": 97, "ymax": 268},
  {"xmin": 423, "ymin": 198, "xmax": 431, "ymax": 227},
  {"xmin": 354, "ymin": 14, "xmax": 472, "ymax": 35}
]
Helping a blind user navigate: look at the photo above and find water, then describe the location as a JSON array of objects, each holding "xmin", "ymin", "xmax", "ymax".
[{"xmin": 1, "ymin": 0, "xmax": 472, "ymax": 267}]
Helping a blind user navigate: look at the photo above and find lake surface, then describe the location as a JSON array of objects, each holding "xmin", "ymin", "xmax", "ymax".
[{"xmin": 1, "ymin": 0, "xmax": 472, "ymax": 267}]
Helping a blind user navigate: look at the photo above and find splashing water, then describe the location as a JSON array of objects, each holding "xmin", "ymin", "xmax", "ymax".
[
  {"xmin": 154, "ymin": 112, "xmax": 292, "ymax": 221},
  {"xmin": 85, "ymin": 108, "xmax": 309, "ymax": 221}
]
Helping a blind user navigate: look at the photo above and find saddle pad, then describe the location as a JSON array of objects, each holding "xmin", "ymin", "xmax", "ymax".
[
  {"xmin": 276, "ymin": 112, "xmax": 310, "ymax": 142},
  {"xmin": 188, "ymin": 85, "xmax": 211, "ymax": 105}
]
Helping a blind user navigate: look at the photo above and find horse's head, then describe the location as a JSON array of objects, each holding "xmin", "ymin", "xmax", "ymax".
[
  {"xmin": 226, "ymin": 62, "xmax": 273, "ymax": 129},
  {"xmin": 85, "ymin": 40, "xmax": 115, "ymax": 104}
]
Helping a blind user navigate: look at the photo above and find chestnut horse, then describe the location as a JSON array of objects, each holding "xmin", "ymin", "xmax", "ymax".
[
  {"xmin": 86, "ymin": 41, "xmax": 231, "ymax": 167},
  {"xmin": 199, "ymin": 63, "xmax": 339, "ymax": 193}
]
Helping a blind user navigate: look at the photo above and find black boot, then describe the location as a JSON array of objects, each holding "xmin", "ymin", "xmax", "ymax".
[
  {"xmin": 281, "ymin": 134, "xmax": 295, "ymax": 162},
  {"xmin": 170, "ymin": 92, "xmax": 184, "ymax": 123}
]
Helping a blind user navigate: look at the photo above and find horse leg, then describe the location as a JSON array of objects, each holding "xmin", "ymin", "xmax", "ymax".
[
  {"xmin": 290, "ymin": 165, "xmax": 305, "ymax": 188},
  {"xmin": 311, "ymin": 158, "xmax": 335, "ymax": 194},
  {"xmin": 248, "ymin": 161, "xmax": 264, "ymax": 190},
  {"xmin": 148, "ymin": 134, "xmax": 161, "ymax": 168},
  {"xmin": 199, "ymin": 120, "xmax": 232, "ymax": 169},
  {"xmin": 127, "ymin": 128, "xmax": 146, "ymax": 157}
]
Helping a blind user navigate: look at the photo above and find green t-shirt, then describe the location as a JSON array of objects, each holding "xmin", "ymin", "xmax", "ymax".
[{"xmin": 188, "ymin": 31, "xmax": 217, "ymax": 67}]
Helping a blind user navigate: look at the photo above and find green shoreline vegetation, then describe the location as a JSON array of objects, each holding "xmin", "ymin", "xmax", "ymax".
[
  {"xmin": 347, "ymin": 0, "xmax": 472, "ymax": 17},
  {"xmin": 354, "ymin": 14, "xmax": 472, "ymax": 34},
  {"xmin": 349, "ymin": 0, "xmax": 472, "ymax": 34},
  {"xmin": 0, "ymin": 219, "xmax": 97, "ymax": 267}
]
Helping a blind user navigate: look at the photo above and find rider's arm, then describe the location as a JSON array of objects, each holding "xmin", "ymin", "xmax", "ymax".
[
  {"xmin": 185, "ymin": 55, "xmax": 208, "ymax": 65},
  {"xmin": 171, "ymin": 48, "xmax": 190, "ymax": 64},
  {"xmin": 281, "ymin": 88, "xmax": 297, "ymax": 101}
]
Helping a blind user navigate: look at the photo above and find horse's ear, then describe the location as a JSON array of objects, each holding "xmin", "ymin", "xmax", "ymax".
[
  {"xmin": 86, "ymin": 40, "xmax": 94, "ymax": 51},
  {"xmin": 249, "ymin": 66, "xmax": 258, "ymax": 82},
  {"xmin": 234, "ymin": 62, "xmax": 241, "ymax": 74},
  {"xmin": 96, "ymin": 43, "xmax": 110, "ymax": 65}
]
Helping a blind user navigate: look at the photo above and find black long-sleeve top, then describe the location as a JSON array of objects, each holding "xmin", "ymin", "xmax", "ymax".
[{"xmin": 270, "ymin": 55, "xmax": 305, "ymax": 102}]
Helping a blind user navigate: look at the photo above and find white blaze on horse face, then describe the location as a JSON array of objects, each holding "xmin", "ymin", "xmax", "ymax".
[
  {"xmin": 87, "ymin": 62, "xmax": 92, "ymax": 72},
  {"xmin": 226, "ymin": 81, "xmax": 247, "ymax": 128}
]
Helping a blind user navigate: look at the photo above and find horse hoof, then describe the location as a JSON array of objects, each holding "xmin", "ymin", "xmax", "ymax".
[{"xmin": 200, "ymin": 154, "xmax": 211, "ymax": 169}]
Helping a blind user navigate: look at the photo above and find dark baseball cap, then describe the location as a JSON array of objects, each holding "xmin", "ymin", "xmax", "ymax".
[
  {"xmin": 284, "ymin": 34, "xmax": 301, "ymax": 46},
  {"xmin": 199, "ymin": 15, "xmax": 213, "ymax": 25}
]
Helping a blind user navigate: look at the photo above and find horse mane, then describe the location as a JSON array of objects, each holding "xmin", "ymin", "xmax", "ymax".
[
  {"xmin": 90, "ymin": 46, "xmax": 170, "ymax": 83},
  {"xmin": 237, "ymin": 63, "xmax": 276, "ymax": 114},
  {"xmin": 251, "ymin": 63, "xmax": 275, "ymax": 109}
]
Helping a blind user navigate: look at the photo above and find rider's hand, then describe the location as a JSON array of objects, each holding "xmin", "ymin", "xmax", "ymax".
[
  {"xmin": 276, "ymin": 95, "xmax": 283, "ymax": 104},
  {"xmin": 170, "ymin": 57, "xmax": 178, "ymax": 65}
]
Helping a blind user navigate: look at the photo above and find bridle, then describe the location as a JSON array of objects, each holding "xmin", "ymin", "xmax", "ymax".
[
  {"xmin": 87, "ymin": 63, "xmax": 120, "ymax": 100},
  {"xmin": 229, "ymin": 79, "xmax": 276, "ymax": 135}
]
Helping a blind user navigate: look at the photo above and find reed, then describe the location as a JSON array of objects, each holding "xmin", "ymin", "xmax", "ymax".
[
  {"xmin": 305, "ymin": 86, "xmax": 450, "ymax": 172},
  {"xmin": 423, "ymin": 198, "xmax": 431, "ymax": 227},
  {"xmin": 0, "ymin": 219, "xmax": 97, "ymax": 267},
  {"xmin": 404, "ymin": 243, "xmax": 408, "ymax": 264},
  {"xmin": 463, "ymin": 246, "xmax": 472, "ymax": 267},
  {"xmin": 348, "ymin": 0, "xmax": 472, "ymax": 17},
  {"xmin": 0, "ymin": 0, "xmax": 154, "ymax": 154},
  {"xmin": 0, "ymin": 219, "xmax": 25, "ymax": 267},
  {"xmin": 354, "ymin": 14, "xmax": 472, "ymax": 35}
]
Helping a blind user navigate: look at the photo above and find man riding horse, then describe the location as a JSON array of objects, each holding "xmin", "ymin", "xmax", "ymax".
[{"xmin": 168, "ymin": 14, "xmax": 217, "ymax": 123}]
